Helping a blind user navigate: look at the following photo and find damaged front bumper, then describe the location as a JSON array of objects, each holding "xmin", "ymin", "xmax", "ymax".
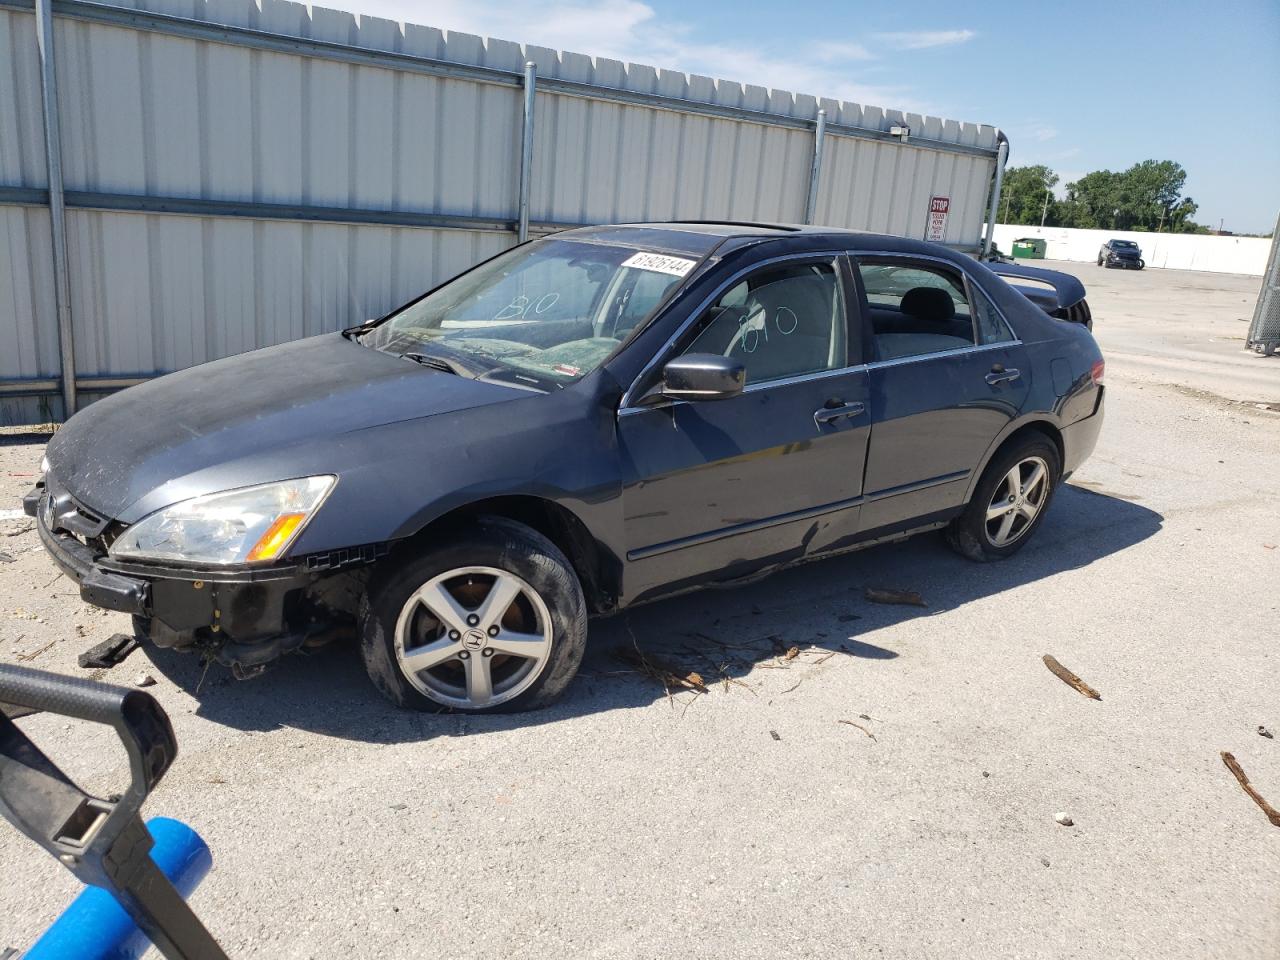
[{"xmin": 25, "ymin": 481, "xmax": 371, "ymax": 674}]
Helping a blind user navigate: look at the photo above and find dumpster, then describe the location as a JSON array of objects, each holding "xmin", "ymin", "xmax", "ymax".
[{"xmin": 1012, "ymin": 237, "xmax": 1047, "ymax": 259}]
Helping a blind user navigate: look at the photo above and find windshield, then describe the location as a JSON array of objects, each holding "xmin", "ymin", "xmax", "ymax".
[
  {"xmin": 361, "ymin": 239, "xmax": 696, "ymax": 388},
  {"xmin": 1112, "ymin": 240, "xmax": 1137, "ymax": 248}
]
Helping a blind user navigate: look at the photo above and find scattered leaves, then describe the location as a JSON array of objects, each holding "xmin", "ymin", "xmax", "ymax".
[
  {"xmin": 1043, "ymin": 654, "xmax": 1101, "ymax": 700},
  {"xmin": 1260, "ymin": 726, "xmax": 1274, "ymax": 740},
  {"xmin": 769, "ymin": 730, "xmax": 781, "ymax": 741},
  {"xmin": 784, "ymin": 646, "xmax": 800, "ymax": 661}
]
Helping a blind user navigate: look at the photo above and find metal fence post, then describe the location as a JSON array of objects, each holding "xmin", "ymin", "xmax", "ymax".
[
  {"xmin": 35, "ymin": 0, "xmax": 77, "ymax": 417},
  {"xmin": 981, "ymin": 134, "xmax": 1009, "ymax": 260},
  {"xmin": 517, "ymin": 60, "xmax": 536, "ymax": 242},
  {"xmin": 804, "ymin": 108, "xmax": 826, "ymax": 225},
  {"xmin": 1246, "ymin": 209, "xmax": 1280, "ymax": 356}
]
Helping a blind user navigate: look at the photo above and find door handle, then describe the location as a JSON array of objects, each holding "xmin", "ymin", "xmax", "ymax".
[
  {"xmin": 813, "ymin": 400, "xmax": 865, "ymax": 427},
  {"xmin": 985, "ymin": 365, "xmax": 1021, "ymax": 386}
]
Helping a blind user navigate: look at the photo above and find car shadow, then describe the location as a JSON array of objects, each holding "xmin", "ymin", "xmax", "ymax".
[{"xmin": 145, "ymin": 483, "xmax": 1162, "ymax": 743}]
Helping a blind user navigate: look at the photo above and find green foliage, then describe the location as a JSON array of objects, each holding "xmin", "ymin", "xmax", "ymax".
[
  {"xmin": 1000, "ymin": 159, "xmax": 1206, "ymax": 233},
  {"xmin": 996, "ymin": 165, "xmax": 1059, "ymax": 226}
]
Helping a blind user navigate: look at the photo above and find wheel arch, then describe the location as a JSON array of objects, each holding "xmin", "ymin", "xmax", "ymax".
[
  {"xmin": 391, "ymin": 495, "xmax": 619, "ymax": 615},
  {"xmin": 963, "ymin": 418, "xmax": 1064, "ymax": 503}
]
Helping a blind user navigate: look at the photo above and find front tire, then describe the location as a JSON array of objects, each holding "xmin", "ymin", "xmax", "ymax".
[
  {"xmin": 359, "ymin": 517, "xmax": 587, "ymax": 713},
  {"xmin": 946, "ymin": 435, "xmax": 1061, "ymax": 562}
]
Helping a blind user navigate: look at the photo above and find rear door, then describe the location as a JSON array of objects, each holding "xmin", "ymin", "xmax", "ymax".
[
  {"xmin": 616, "ymin": 254, "xmax": 871, "ymax": 602},
  {"xmin": 853, "ymin": 255, "xmax": 1029, "ymax": 536}
]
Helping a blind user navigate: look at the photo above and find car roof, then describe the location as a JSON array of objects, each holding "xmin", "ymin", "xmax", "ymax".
[{"xmin": 556, "ymin": 221, "xmax": 953, "ymax": 259}]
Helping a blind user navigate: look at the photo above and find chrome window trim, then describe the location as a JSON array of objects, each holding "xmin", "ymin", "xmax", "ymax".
[
  {"xmin": 863, "ymin": 339, "xmax": 1023, "ymax": 370},
  {"xmin": 617, "ymin": 361, "xmax": 871, "ymax": 417},
  {"xmin": 618, "ymin": 250, "xmax": 851, "ymax": 412}
]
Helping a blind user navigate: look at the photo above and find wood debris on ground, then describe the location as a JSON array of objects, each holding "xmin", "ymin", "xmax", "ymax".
[
  {"xmin": 784, "ymin": 646, "xmax": 800, "ymax": 660},
  {"xmin": 16, "ymin": 638, "xmax": 56, "ymax": 662},
  {"xmin": 838, "ymin": 719, "xmax": 877, "ymax": 741},
  {"xmin": 1221, "ymin": 752, "xmax": 1280, "ymax": 827},
  {"xmin": 864, "ymin": 587, "xmax": 926, "ymax": 607},
  {"xmin": 613, "ymin": 647, "xmax": 707, "ymax": 693},
  {"xmin": 1042, "ymin": 654, "xmax": 1102, "ymax": 700}
]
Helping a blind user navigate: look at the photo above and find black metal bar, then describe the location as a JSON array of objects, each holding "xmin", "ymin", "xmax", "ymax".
[{"xmin": 0, "ymin": 665, "xmax": 229, "ymax": 960}]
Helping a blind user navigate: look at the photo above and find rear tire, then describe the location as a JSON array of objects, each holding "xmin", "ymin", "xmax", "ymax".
[
  {"xmin": 359, "ymin": 517, "xmax": 587, "ymax": 713},
  {"xmin": 947, "ymin": 435, "xmax": 1061, "ymax": 562}
]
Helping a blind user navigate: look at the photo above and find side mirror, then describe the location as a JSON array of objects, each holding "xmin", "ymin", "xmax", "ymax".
[{"xmin": 661, "ymin": 353, "xmax": 745, "ymax": 402}]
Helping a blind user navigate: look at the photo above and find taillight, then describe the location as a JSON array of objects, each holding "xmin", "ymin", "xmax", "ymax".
[{"xmin": 1090, "ymin": 359, "xmax": 1105, "ymax": 385}]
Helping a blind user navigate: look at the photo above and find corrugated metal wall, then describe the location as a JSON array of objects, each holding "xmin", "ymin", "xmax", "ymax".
[{"xmin": 0, "ymin": 0, "xmax": 1003, "ymax": 424}]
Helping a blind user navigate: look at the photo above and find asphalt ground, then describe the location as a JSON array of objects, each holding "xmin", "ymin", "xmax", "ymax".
[{"xmin": 1, "ymin": 260, "xmax": 1276, "ymax": 959}]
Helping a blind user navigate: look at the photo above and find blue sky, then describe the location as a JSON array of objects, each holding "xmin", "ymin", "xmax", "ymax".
[{"xmin": 336, "ymin": 0, "xmax": 1279, "ymax": 232}]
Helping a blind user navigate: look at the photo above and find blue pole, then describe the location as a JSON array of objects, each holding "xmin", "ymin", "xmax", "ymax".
[{"xmin": 24, "ymin": 817, "xmax": 213, "ymax": 960}]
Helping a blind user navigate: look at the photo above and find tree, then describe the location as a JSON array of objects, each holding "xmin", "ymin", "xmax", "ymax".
[
  {"xmin": 1059, "ymin": 170, "xmax": 1123, "ymax": 229},
  {"xmin": 1058, "ymin": 160, "xmax": 1204, "ymax": 233},
  {"xmin": 996, "ymin": 165, "xmax": 1059, "ymax": 225}
]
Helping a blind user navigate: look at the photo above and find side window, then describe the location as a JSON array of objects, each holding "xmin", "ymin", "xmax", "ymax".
[
  {"xmin": 856, "ymin": 260, "xmax": 976, "ymax": 362},
  {"xmin": 970, "ymin": 285, "xmax": 1015, "ymax": 345},
  {"xmin": 680, "ymin": 260, "xmax": 846, "ymax": 385}
]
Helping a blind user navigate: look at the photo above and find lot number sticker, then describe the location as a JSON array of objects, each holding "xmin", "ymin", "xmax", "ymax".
[
  {"xmin": 925, "ymin": 196, "xmax": 950, "ymax": 242},
  {"xmin": 622, "ymin": 252, "xmax": 697, "ymax": 277}
]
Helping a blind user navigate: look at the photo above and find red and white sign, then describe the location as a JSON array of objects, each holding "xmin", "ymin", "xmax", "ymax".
[{"xmin": 925, "ymin": 196, "xmax": 950, "ymax": 242}]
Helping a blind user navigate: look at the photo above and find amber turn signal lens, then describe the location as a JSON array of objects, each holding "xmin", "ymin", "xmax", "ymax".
[{"xmin": 246, "ymin": 513, "xmax": 307, "ymax": 562}]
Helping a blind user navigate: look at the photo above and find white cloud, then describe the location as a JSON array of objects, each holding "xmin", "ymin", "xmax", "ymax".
[
  {"xmin": 874, "ymin": 29, "xmax": 976, "ymax": 50},
  {"xmin": 319, "ymin": 0, "xmax": 927, "ymax": 111},
  {"xmin": 812, "ymin": 40, "xmax": 876, "ymax": 62}
]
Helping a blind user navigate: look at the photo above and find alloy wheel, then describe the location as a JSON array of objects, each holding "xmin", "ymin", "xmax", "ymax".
[
  {"xmin": 984, "ymin": 456, "xmax": 1050, "ymax": 547},
  {"xmin": 393, "ymin": 566, "xmax": 553, "ymax": 709}
]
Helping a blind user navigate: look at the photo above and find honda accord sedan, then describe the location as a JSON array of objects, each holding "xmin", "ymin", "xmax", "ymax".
[{"xmin": 27, "ymin": 222, "xmax": 1105, "ymax": 713}]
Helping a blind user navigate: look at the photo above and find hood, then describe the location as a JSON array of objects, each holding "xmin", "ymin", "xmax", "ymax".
[{"xmin": 45, "ymin": 333, "xmax": 528, "ymax": 521}]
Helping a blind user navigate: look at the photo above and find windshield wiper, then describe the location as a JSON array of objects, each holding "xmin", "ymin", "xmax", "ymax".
[{"xmin": 399, "ymin": 352, "xmax": 475, "ymax": 378}]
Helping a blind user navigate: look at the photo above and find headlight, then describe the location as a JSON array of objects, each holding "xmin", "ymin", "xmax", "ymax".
[{"xmin": 110, "ymin": 476, "xmax": 335, "ymax": 565}]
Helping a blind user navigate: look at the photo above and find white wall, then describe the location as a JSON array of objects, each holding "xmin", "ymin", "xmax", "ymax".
[{"xmin": 990, "ymin": 224, "xmax": 1272, "ymax": 276}]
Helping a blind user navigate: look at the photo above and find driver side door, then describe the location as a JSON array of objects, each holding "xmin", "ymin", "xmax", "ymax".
[{"xmin": 615, "ymin": 254, "xmax": 872, "ymax": 603}]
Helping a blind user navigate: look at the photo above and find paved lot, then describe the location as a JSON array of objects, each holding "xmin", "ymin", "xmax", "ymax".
[{"xmin": 1, "ymin": 262, "xmax": 1277, "ymax": 959}]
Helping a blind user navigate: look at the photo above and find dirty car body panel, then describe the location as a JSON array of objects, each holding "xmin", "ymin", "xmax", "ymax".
[{"xmin": 29, "ymin": 223, "xmax": 1105, "ymax": 676}]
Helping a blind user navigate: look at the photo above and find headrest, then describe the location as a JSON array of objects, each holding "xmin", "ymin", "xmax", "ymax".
[{"xmin": 900, "ymin": 286, "xmax": 955, "ymax": 323}]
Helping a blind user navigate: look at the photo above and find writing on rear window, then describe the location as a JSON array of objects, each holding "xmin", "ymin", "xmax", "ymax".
[{"xmin": 621, "ymin": 252, "xmax": 697, "ymax": 277}]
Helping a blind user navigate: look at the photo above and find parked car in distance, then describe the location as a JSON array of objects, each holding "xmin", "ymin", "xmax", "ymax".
[
  {"xmin": 28, "ymin": 222, "xmax": 1106, "ymax": 714},
  {"xmin": 1098, "ymin": 239, "xmax": 1144, "ymax": 269}
]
